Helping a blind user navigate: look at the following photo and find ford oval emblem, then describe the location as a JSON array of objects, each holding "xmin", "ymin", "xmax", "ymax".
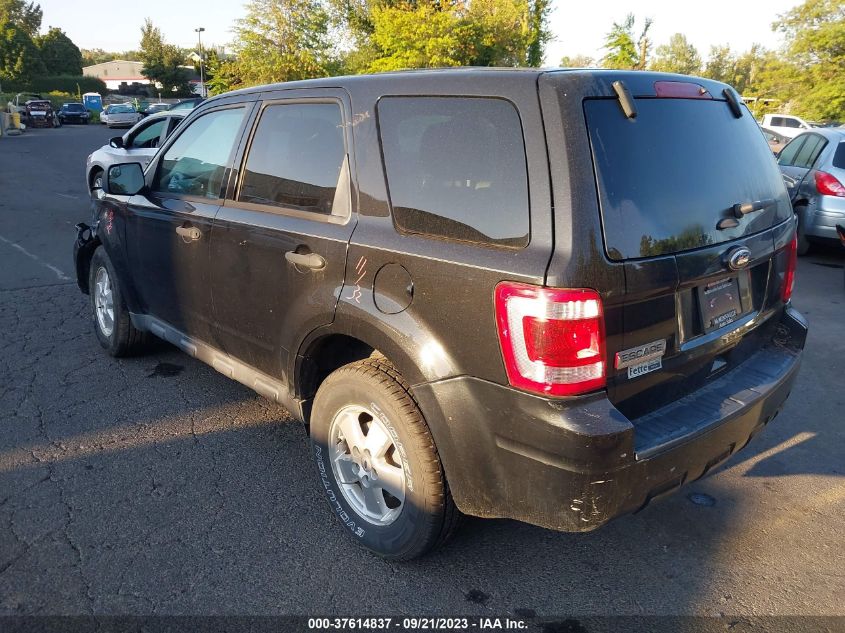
[{"xmin": 726, "ymin": 246, "xmax": 751, "ymax": 271}]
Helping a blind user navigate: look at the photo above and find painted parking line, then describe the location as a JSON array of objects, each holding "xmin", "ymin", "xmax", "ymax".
[{"xmin": 0, "ymin": 233, "xmax": 71, "ymax": 281}]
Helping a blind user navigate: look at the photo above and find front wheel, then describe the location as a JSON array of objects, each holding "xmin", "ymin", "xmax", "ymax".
[
  {"xmin": 310, "ymin": 358, "xmax": 461, "ymax": 560},
  {"xmin": 88, "ymin": 247, "xmax": 147, "ymax": 356}
]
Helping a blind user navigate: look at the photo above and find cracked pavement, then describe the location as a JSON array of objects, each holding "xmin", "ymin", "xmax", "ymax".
[{"xmin": 0, "ymin": 125, "xmax": 843, "ymax": 618}]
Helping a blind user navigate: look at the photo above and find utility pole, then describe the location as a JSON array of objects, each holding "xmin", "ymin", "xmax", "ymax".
[{"xmin": 195, "ymin": 27, "xmax": 206, "ymax": 98}]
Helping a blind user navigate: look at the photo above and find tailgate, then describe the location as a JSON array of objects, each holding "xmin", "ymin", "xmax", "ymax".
[{"xmin": 540, "ymin": 71, "xmax": 796, "ymax": 423}]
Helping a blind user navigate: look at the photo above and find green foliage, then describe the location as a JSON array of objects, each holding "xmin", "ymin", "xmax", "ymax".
[
  {"xmin": 139, "ymin": 19, "xmax": 192, "ymax": 95},
  {"xmin": 650, "ymin": 33, "xmax": 702, "ymax": 75},
  {"xmin": 774, "ymin": 0, "xmax": 845, "ymax": 120},
  {"xmin": 0, "ymin": 21, "xmax": 43, "ymax": 80},
  {"xmin": 0, "ymin": 74, "xmax": 106, "ymax": 94},
  {"xmin": 602, "ymin": 14, "xmax": 652, "ymax": 70},
  {"xmin": 227, "ymin": 0, "xmax": 335, "ymax": 86},
  {"xmin": 81, "ymin": 48, "xmax": 142, "ymax": 66},
  {"xmin": 560, "ymin": 54, "xmax": 595, "ymax": 68},
  {"xmin": 0, "ymin": 0, "xmax": 41, "ymax": 38},
  {"xmin": 368, "ymin": 2, "xmax": 471, "ymax": 72},
  {"xmin": 36, "ymin": 27, "xmax": 82, "ymax": 75}
]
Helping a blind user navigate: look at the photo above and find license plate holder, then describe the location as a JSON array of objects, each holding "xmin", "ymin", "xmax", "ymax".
[{"xmin": 698, "ymin": 276, "xmax": 744, "ymax": 333}]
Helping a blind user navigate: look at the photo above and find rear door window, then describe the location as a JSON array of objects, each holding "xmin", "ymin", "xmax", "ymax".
[
  {"xmin": 238, "ymin": 102, "xmax": 348, "ymax": 217},
  {"xmin": 585, "ymin": 98, "xmax": 792, "ymax": 260},
  {"xmin": 777, "ymin": 136, "xmax": 806, "ymax": 166},
  {"xmin": 377, "ymin": 97, "xmax": 529, "ymax": 248},
  {"xmin": 792, "ymin": 134, "xmax": 827, "ymax": 169}
]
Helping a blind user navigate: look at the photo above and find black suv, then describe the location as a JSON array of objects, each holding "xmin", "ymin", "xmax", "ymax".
[{"xmin": 74, "ymin": 69, "xmax": 807, "ymax": 560}]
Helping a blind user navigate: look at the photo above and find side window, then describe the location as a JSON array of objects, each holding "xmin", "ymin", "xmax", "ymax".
[
  {"xmin": 128, "ymin": 119, "xmax": 166, "ymax": 149},
  {"xmin": 793, "ymin": 135, "xmax": 826, "ymax": 169},
  {"xmin": 777, "ymin": 136, "xmax": 806, "ymax": 166},
  {"xmin": 377, "ymin": 97, "xmax": 529, "ymax": 248},
  {"xmin": 238, "ymin": 102, "xmax": 347, "ymax": 216},
  {"xmin": 153, "ymin": 107, "xmax": 246, "ymax": 199},
  {"xmin": 784, "ymin": 118, "xmax": 801, "ymax": 128},
  {"xmin": 833, "ymin": 142, "xmax": 845, "ymax": 170},
  {"xmin": 771, "ymin": 117, "xmax": 784, "ymax": 127}
]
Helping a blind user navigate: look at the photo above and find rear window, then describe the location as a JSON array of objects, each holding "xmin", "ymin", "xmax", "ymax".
[
  {"xmin": 834, "ymin": 142, "xmax": 845, "ymax": 169},
  {"xmin": 586, "ymin": 98, "xmax": 792, "ymax": 260},
  {"xmin": 377, "ymin": 97, "xmax": 529, "ymax": 248}
]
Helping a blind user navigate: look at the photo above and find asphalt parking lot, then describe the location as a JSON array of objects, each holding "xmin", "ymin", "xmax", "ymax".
[{"xmin": 0, "ymin": 125, "xmax": 843, "ymax": 622}]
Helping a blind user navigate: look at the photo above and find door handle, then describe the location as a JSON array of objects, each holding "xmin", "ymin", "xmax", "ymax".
[
  {"xmin": 175, "ymin": 225, "xmax": 201, "ymax": 241},
  {"xmin": 285, "ymin": 251, "xmax": 326, "ymax": 271}
]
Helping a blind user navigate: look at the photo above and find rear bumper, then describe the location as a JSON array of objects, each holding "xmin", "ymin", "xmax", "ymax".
[
  {"xmin": 412, "ymin": 307, "xmax": 807, "ymax": 532},
  {"xmin": 806, "ymin": 195, "xmax": 845, "ymax": 239}
]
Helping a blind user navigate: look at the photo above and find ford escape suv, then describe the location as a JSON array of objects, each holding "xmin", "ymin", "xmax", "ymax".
[{"xmin": 73, "ymin": 69, "xmax": 807, "ymax": 560}]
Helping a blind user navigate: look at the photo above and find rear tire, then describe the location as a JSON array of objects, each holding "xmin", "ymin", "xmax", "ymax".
[
  {"xmin": 310, "ymin": 358, "xmax": 461, "ymax": 560},
  {"xmin": 88, "ymin": 247, "xmax": 147, "ymax": 357}
]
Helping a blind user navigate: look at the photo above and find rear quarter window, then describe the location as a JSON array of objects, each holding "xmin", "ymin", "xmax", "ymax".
[
  {"xmin": 832, "ymin": 142, "xmax": 845, "ymax": 169},
  {"xmin": 377, "ymin": 97, "xmax": 529, "ymax": 248}
]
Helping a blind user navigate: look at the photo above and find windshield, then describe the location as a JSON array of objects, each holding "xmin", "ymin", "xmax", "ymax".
[
  {"xmin": 586, "ymin": 98, "xmax": 793, "ymax": 260},
  {"xmin": 111, "ymin": 105, "xmax": 134, "ymax": 113},
  {"xmin": 66, "ymin": 104, "xmax": 85, "ymax": 111}
]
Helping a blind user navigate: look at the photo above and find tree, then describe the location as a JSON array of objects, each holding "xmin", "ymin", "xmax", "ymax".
[
  {"xmin": 601, "ymin": 14, "xmax": 652, "ymax": 70},
  {"xmin": 227, "ymin": 0, "xmax": 335, "ymax": 86},
  {"xmin": 0, "ymin": 20, "xmax": 43, "ymax": 81},
  {"xmin": 139, "ymin": 19, "xmax": 192, "ymax": 94},
  {"xmin": 82, "ymin": 48, "xmax": 142, "ymax": 67},
  {"xmin": 774, "ymin": 0, "xmax": 845, "ymax": 120},
  {"xmin": 0, "ymin": 0, "xmax": 41, "ymax": 38},
  {"xmin": 36, "ymin": 27, "xmax": 82, "ymax": 75},
  {"xmin": 525, "ymin": 0, "xmax": 551, "ymax": 67},
  {"xmin": 650, "ymin": 33, "xmax": 702, "ymax": 75},
  {"xmin": 560, "ymin": 54, "xmax": 594, "ymax": 68},
  {"xmin": 368, "ymin": 2, "xmax": 470, "ymax": 72},
  {"xmin": 703, "ymin": 44, "xmax": 735, "ymax": 84}
]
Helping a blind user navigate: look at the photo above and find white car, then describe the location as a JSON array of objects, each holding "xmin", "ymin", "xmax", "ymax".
[
  {"xmin": 760, "ymin": 113, "xmax": 815, "ymax": 139},
  {"xmin": 105, "ymin": 103, "xmax": 143, "ymax": 128},
  {"xmin": 86, "ymin": 112, "xmax": 185, "ymax": 197}
]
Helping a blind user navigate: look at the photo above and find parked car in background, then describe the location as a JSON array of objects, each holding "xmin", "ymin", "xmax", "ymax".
[
  {"xmin": 761, "ymin": 113, "xmax": 815, "ymax": 139},
  {"xmin": 74, "ymin": 70, "xmax": 806, "ymax": 560},
  {"xmin": 142, "ymin": 103, "xmax": 171, "ymax": 117},
  {"xmin": 105, "ymin": 104, "xmax": 142, "ymax": 128},
  {"xmin": 86, "ymin": 111, "xmax": 185, "ymax": 198},
  {"xmin": 762, "ymin": 126, "xmax": 788, "ymax": 155},
  {"xmin": 778, "ymin": 128, "xmax": 845, "ymax": 254},
  {"xmin": 23, "ymin": 97, "xmax": 57, "ymax": 128},
  {"xmin": 58, "ymin": 103, "xmax": 90, "ymax": 125},
  {"xmin": 168, "ymin": 98, "xmax": 203, "ymax": 112}
]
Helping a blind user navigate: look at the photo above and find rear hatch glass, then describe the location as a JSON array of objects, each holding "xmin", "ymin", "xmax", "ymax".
[{"xmin": 585, "ymin": 98, "xmax": 792, "ymax": 260}]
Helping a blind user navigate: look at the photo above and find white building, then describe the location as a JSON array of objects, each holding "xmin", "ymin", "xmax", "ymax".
[{"xmin": 83, "ymin": 60, "xmax": 201, "ymax": 93}]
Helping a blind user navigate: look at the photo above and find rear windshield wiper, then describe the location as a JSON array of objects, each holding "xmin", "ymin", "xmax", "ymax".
[
  {"xmin": 612, "ymin": 81, "xmax": 637, "ymax": 119},
  {"xmin": 733, "ymin": 198, "xmax": 775, "ymax": 218},
  {"xmin": 717, "ymin": 199, "xmax": 776, "ymax": 230}
]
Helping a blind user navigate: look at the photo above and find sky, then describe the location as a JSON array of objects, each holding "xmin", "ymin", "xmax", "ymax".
[{"xmin": 36, "ymin": 0, "xmax": 799, "ymax": 64}]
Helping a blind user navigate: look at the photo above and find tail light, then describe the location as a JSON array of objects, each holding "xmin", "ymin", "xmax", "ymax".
[
  {"xmin": 781, "ymin": 233, "xmax": 798, "ymax": 303},
  {"xmin": 815, "ymin": 171, "xmax": 845, "ymax": 197},
  {"xmin": 494, "ymin": 282, "xmax": 606, "ymax": 397}
]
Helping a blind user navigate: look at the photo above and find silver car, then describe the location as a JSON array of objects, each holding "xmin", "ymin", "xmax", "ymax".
[
  {"xmin": 778, "ymin": 128, "xmax": 845, "ymax": 254},
  {"xmin": 105, "ymin": 103, "xmax": 142, "ymax": 128},
  {"xmin": 86, "ymin": 112, "xmax": 184, "ymax": 198}
]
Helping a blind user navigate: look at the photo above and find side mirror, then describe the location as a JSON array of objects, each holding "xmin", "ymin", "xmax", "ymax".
[
  {"xmin": 109, "ymin": 136, "xmax": 125, "ymax": 149},
  {"xmin": 105, "ymin": 163, "xmax": 145, "ymax": 196}
]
